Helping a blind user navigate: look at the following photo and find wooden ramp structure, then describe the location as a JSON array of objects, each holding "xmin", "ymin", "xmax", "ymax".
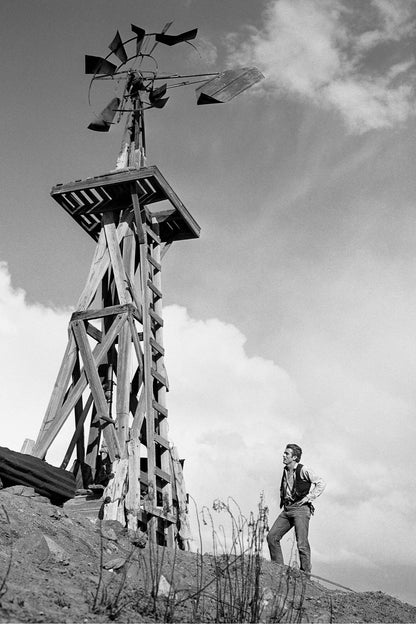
[{"xmin": 32, "ymin": 165, "xmax": 200, "ymax": 546}]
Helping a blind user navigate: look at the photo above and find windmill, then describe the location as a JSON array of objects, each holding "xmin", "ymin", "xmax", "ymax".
[{"xmin": 31, "ymin": 23, "xmax": 264, "ymax": 546}]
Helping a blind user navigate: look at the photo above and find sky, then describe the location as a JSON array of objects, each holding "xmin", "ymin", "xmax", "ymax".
[{"xmin": 1, "ymin": 0, "xmax": 416, "ymax": 606}]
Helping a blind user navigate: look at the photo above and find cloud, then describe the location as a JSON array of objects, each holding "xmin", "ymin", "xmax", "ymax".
[
  {"xmin": 0, "ymin": 261, "xmax": 69, "ymax": 451},
  {"xmin": 163, "ymin": 304, "xmax": 305, "ymax": 508},
  {"xmin": 226, "ymin": 0, "xmax": 416, "ymax": 132}
]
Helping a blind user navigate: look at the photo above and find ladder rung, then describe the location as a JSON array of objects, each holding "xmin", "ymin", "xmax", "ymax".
[
  {"xmin": 147, "ymin": 254, "xmax": 161, "ymax": 272},
  {"xmin": 147, "ymin": 280, "xmax": 162, "ymax": 299},
  {"xmin": 150, "ymin": 337, "xmax": 165, "ymax": 356},
  {"xmin": 151, "ymin": 367, "xmax": 168, "ymax": 386},
  {"xmin": 145, "ymin": 225, "xmax": 161, "ymax": 244},
  {"xmin": 149, "ymin": 309, "xmax": 164, "ymax": 327},
  {"xmin": 152, "ymin": 400, "xmax": 168, "ymax": 417},
  {"xmin": 154, "ymin": 434, "xmax": 170, "ymax": 449},
  {"xmin": 155, "ymin": 466, "xmax": 171, "ymax": 482},
  {"xmin": 141, "ymin": 501, "xmax": 176, "ymax": 523}
]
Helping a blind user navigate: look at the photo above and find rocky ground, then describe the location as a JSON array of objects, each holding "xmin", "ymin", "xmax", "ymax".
[{"xmin": 0, "ymin": 487, "xmax": 415, "ymax": 623}]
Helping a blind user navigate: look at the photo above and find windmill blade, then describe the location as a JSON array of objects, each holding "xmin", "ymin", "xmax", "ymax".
[
  {"xmin": 88, "ymin": 97, "xmax": 120, "ymax": 131},
  {"xmin": 149, "ymin": 83, "xmax": 169, "ymax": 108},
  {"xmin": 149, "ymin": 83, "xmax": 167, "ymax": 101},
  {"xmin": 155, "ymin": 28, "xmax": 198, "ymax": 46},
  {"xmin": 150, "ymin": 97, "xmax": 169, "ymax": 109},
  {"xmin": 109, "ymin": 31, "xmax": 128, "ymax": 64},
  {"xmin": 85, "ymin": 55, "xmax": 117, "ymax": 75},
  {"xmin": 148, "ymin": 21, "xmax": 173, "ymax": 55},
  {"xmin": 131, "ymin": 24, "xmax": 146, "ymax": 55},
  {"xmin": 196, "ymin": 67, "xmax": 264, "ymax": 104}
]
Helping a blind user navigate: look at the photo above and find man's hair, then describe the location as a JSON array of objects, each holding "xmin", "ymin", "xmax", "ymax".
[{"xmin": 286, "ymin": 444, "xmax": 302, "ymax": 461}]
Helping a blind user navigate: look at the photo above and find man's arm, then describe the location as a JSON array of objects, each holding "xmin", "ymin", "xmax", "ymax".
[{"xmin": 299, "ymin": 466, "xmax": 326, "ymax": 503}]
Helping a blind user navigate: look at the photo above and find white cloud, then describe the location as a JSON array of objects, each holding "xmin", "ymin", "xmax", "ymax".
[
  {"xmin": 227, "ymin": 0, "xmax": 416, "ymax": 132},
  {"xmin": 0, "ymin": 261, "xmax": 69, "ymax": 450}
]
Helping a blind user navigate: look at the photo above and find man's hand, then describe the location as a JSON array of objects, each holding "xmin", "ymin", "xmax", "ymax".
[{"xmin": 295, "ymin": 496, "xmax": 310, "ymax": 506}]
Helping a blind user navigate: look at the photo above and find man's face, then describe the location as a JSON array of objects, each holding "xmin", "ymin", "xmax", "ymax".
[{"xmin": 283, "ymin": 447, "xmax": 295, "ymax": 465}]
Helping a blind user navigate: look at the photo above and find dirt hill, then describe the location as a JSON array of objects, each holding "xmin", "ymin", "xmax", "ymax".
[{"xmin": 0, "ymin": 487, "xmax": 415, "ymax": 623}]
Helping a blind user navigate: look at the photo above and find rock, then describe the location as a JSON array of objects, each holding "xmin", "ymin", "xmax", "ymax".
[
  {"xmin": 99, "ymin": 519, "xmax": 125, "ymax": 540},
  {"xmin": 42, "ymin": 535, "xmax": 70, "ymax": 564},
  {"xmin": 5, "ymin": 485, "xmax": 38, "ymax": 497},
  {"xmin": 99, "ymin": 526, "xmax": 118, "ymax": 541},
  {"xmin": 3, "ymin": 485, "xmax": 50, "ymax": 503},
  {"xmin": 128, "ymin": 528, "xmax": 148, "ymax": 548},
  {"xmin": 158, "ymin": 575, "xmax": 172, "ymax": 598},
  {"xmin": 103, "ymin": 557, "xmax": 126, "ymax": 571}
]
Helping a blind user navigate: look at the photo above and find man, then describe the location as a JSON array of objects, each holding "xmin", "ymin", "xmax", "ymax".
[{"xmin": 267, "ymin": 443, "xmax": 326, "ymax": 575}]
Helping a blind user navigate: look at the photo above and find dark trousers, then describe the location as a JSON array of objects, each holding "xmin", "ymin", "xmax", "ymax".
[{"xmin": 267, "ymin": 504, "xmax": 312, "ymax": 573}]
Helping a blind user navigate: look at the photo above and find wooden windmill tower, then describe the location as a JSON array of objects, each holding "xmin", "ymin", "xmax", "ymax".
[{"xmin": 31, "ymin": 23, "xmax": 263, "ymax": 546}]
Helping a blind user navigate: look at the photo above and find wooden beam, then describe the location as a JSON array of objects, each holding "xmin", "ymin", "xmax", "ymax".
[
  {"xmin": 103, "ymin": 211, "xmax": 131, "ymax": 306},
  {"xmin": 72, "ymin": 319, "xmax": 121, "ymax": 461},
  {"xmin": 60, "ymin": 394, "xmax": 94, "ymax": 470},
  {"xmin": 72, "ymin": 303, "xmax": 135, "ymax": 322},
  {"xmin": 77, "ymin": 228, "xmax": 109, "ymax": 312},
  {"xmin": 103, "ymin": 457, "xmax": 128, "ymax": 521},
  {"xmin": 72, "ymin": 353, "xmax": 85, "ymax": 465},
  {"xmin": 85, "ymin": 321, "xmax": 102, "ymax": 343},
  {"xmin": 131, "ymin": 181, "xmax": 145, "ymax": 245},
  {"xmin": 125, "ymin": 436, "xmax": 141, "ymax": 530},
  {"xmin": 32, "ymin": 332, "xmax": 78, "ymax": 458},
  {"xmin": 77, "ymin": 213, "xmax": 134, "ymax": 311},
  {"xmin": 32, "ymin": 313, "xmax": 126, "ymax": 460}
]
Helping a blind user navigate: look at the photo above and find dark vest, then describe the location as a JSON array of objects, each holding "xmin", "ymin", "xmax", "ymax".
[{"xmin": 280, "ymin": 463, "xmax": 311, "ymax": 508}]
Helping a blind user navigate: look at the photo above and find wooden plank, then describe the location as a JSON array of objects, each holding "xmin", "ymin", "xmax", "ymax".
[
  {"xmin": 151, "ymin": 367, "xmax": 168, "ymax": 387},
  {"xmin": 131, "ymin": 181, "xmax": 145, "ymax": 245},
  {"xmin": 61, "ymin": 394, "xmax": 94, "ymax": 470},
  {"xmin": 116, "ymin": 322, "xmax": 131, "ymax": 454},
  {"xmin": 32, "ymin": 332, "xmax": 78, "ymax": 458},
  {"xmin": 34, "ymin": 314, "xmax": 126, "ymax": 461},
  {"xmin": 131, "ymin": 390, "xmax": 145, "ymax": 437},
  {"xmin": 125, "ymin": 436, "xmax": 141, "ymax": 530},
  {"xmin": 72, "ymin": 303, "xmax": 134, "ymax": 322},
  {"xmin": 155, "ymin": 466, "xmax": 171, "ymax": 483},
  {"xmin": 149, "ymin": 309, "xmax": 163, "ymax": 327},
  {"xmin": 128, "ymin": 315, "xmax": 144, "ymax": 371},
  {"xmin": 154, "ymin": 434, "xmax": 170, "ymax": 449},
  {"xmin": 77, "ymin": 213, "xmax": 134, "ymax": 312},
  {"xmin": 72, "ymin": 353, "xmax": 85, "ymax": 465},
  {"xmin": 85, "ymin": 406, "xmax": 100, "ymax": 470},
  {"xmin": 103, "ymin": 211, "xmax": 131, "ymax": 306},
  {"xmin": 160, "ymin": 242, "xmax": 172, "ymax": 260},
  {"xmin": 20, "ymin": 439, "xmax": 35, "ymax": 455},
  {"xmin": 147, "ymin": 279, "xmax": 162, "ymax": 299},
  {"xmin": 144, "ymin": 224, "xmax": 161, "ymax": 244},
  {"xmin": 152, "ymin": 400, "xmax": 168, "ymax": 418},
  {"xmin": 114, "ymin": 226, "xmax": 135, "ymax": 454},
  {"xmin": 150, "ymin": 337, "xmax": 164, "ymax": 356},
  {"xmin": 141, "ymin": 501, "xmax": 176, "ymax": 523},
  {"xmin": 76, "ymin": 228, "xmax": 109, "ymax": 311},
  {"xmin": 103, "ymin": 457, "xmax": 128, "ymax": 522},
  {"xmin": 147, "ymin": 254, "xmax": 161, "ymax": 272},
  {"xmin": 72, "ymin": 320, "xmax": 121, "ymax": 461},
  {"xmin": 85, "ymin": 321, "xmax": 102, "ymax": 343}
]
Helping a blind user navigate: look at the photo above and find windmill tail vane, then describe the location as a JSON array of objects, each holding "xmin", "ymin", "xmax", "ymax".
[{"xmin": 85, "ymin": 22, "xmax": 264, "ymax": 159}]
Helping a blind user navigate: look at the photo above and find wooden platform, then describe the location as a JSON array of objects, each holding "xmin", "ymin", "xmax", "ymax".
[{"xmin": 51, "ymin": 166, "xmax": 201, "ymax": 243}]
